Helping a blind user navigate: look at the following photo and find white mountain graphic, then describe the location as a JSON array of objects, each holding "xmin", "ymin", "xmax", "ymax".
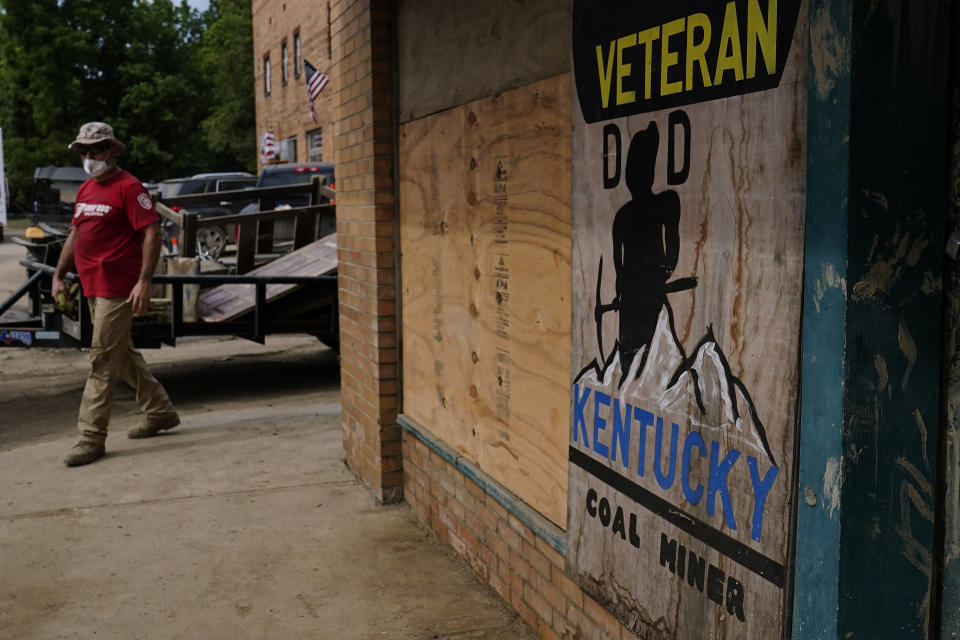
[{"xmin": 575, "ymin": 305, "xmax": 776, "ymax": 466}]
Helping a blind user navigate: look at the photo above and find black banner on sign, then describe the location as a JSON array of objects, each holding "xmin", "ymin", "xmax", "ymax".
[{"xmin": 572, "ymin": 0, "xmax": 802, "ymax": 122}]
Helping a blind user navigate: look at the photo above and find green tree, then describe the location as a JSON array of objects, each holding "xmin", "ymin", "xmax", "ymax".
[
  {"xmin": 110, "ymin": 0, "xmax": 215, "ymax": 178},
  {"xmin": 198, "ymin": 0, "xmax": 256, "ymax": 173},
  {"xmin": 0, "ymin": 0, "xmax": 255, "ymax": 211},
  {"xmin": 0, "ymin": 0, "xmax": 89, "ymax": 209}
]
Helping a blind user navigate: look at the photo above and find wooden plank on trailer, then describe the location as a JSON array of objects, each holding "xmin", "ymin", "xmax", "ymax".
[
  {"xmin": 235, "ymin": 222, "xmax": 257, "ymax": 274},
  {"xmin": 399, "ymin": 74, "xmax": 571, "ymax": 527},
  {"xmin": 165, "ymin": 257, "xmax": 201, "ymax": 322},
  {"xmin": 198, "ymin": 233, "xmax": 338, "ymax": 322},
  {"xmin": 292, "ymin": 212, "xmax": 317, "ymax": 249}
]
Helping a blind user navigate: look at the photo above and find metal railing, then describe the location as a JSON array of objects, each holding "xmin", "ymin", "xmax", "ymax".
[
  {"xmin": 11, "ymin": 260, "xmax": 338, "ymax": 347},
  {"xmin": 156, "ymin": 177, "xmax": 335, "ymax": 273}
]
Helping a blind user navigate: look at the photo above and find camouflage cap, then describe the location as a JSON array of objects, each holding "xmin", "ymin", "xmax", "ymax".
[{"xmin": 68, "ymin": 122, "xmax": 124, "ymax": 150}]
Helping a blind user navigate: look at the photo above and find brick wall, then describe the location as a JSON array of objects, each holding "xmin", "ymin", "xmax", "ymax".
[
  {"xmin": 252, "ymin": 0, "xmax": 334, "ymax": 168},
  {"xmin": 329, "ymin": 0, "xmax": 402, "ymax": 503},
  {"xmin": 326, "ymin": 1, "xmax": 631, "ymax": 637},
  {"xmin": 403, "ymin": 427, "xmax": 634, "ymax": 640}
]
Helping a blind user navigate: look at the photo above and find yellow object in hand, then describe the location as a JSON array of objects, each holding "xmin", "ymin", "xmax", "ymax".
[{"xmin": 56, "ymin": 282, "xmax": 79, "ymax": 314}]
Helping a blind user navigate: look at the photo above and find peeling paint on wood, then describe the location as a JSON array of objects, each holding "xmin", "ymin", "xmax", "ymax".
[
  {"xmin": 809, "ymin": 6, "xmax": 848, "ymax": 101},
  {"xmin": 812, "ymin": 262, "xmax": 847, "ymax": 314},
  {"xmin": 822, "ymin": 457, "xmax": 842, "ymax": 519}
]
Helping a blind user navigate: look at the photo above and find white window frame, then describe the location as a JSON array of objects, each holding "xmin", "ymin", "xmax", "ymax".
[
  {"xmin": 294, "ymin": 29, "xmax": 302, "ymax": 77},
  {"xmin": 280, "ymin": 135, "xmax": 298, "ymax": 163},
  {"xmin": 263, "ymin": 54, "xmax": 271, "ymax": 95},
  {"xmin": 307, "ymin": 127, "xmax": 323, "ymax": 162}
]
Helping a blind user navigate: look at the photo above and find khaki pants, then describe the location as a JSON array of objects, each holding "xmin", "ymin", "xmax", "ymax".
[{"xmin": 77, "ymin": 297, "xmax": 177, "ymax": 442}]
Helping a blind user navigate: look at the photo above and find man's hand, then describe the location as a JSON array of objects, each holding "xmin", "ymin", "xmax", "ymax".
[
  {"xmin": 52, "ymin": 228, "xmax": 78, "ymax": 304},
  {"xmin": 130, "ymin": 222, "xmax": 163, "ymax": 316},
  {"xmin": 51, "ymin": 276, "xmax": 67, "ymax": 302},
  {"xmin": 127, "ymin": 278, "xmax": 152, "ymax": 315}
]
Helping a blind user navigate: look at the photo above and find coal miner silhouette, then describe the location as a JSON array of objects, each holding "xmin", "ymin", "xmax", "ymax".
[{"xmin": 597, "ymin": 122, "xmax": 696, "ymax": 378}]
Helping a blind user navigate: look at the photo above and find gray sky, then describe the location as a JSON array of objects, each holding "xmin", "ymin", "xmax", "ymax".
[{"xmin": 185, "ymin": 0, "xmax": 210, "ymax": 12}]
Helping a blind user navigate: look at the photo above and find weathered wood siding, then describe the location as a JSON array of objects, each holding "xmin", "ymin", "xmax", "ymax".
[
  {"xmin": 396, "ymin": 0, "xmax": 570, "ymax": 123},
  {"xmin": 566, "ymin": 1, "xmax": 807, "ymax": 637}
]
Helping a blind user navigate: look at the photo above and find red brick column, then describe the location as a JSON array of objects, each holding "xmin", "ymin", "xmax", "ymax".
[{"xmin": 330, "ymin": 0, "xmax": 402, "ymax": 503}]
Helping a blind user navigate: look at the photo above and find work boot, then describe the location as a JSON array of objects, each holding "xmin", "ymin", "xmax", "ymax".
[
  {"xmin": 127, "ymin": 413, "xmax": 181, "ymax": 439},
  {"xmin": 63, "ymin": 440, "xmax": 106, "ymax": 467}
]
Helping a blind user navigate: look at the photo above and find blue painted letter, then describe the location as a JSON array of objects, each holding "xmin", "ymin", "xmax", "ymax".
[
  {"xmin": 573, "ymin": 384, "xmax": 591, "ymax": 446},
  {"xmin": 634, "ymin": 407, "xmax": 654, "ymax": 477},
  {"xmin": 681, "ymin": 431, "xmax": 706, "ymax": 505},
  {"xmin": 611, "ymin": 399, "xmax": 631, "ymax": 467},
  {"xmin": 593, "ymin": 391, "xmax": 611, "ymax": 458},
  {"xmin": 747, "ymin": 456, "xmax": 779, "ymax": 541},
  {"xmin": 707, "ymin": 441, "xmax": 740, "ymax": 530},
  {"xmin": 654, "ymin": 418, "xmax": 679, "ymax": 490}
]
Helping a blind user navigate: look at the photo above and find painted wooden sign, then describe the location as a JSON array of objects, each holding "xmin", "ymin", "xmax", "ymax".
[{"xmin": 566, "ymin": 1, "xmax": 807, "ymax": 637}]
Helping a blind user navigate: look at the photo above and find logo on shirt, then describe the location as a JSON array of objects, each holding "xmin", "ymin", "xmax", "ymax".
[
  {"xmin": 75, "ymin": 203, "xmax": 111, "ymax": 218},
  {"xmin": 138, "ymin": 193, "xmax": 154, "ymax": 210}
]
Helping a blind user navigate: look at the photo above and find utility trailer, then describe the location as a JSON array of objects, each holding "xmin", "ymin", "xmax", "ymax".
[{"xmin": 0, "ymin": 178, "xmax": 338, "ymax": 350}]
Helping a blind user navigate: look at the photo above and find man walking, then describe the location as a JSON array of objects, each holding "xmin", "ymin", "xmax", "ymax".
[{"xmin": 54, "ymin": 122, "xmax": 180, "ymax": 467}]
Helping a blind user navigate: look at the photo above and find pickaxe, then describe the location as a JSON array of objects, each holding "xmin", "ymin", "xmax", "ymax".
[{"xmin": 593, "ymin": 255, "xmax": 698, "ymax": 364}]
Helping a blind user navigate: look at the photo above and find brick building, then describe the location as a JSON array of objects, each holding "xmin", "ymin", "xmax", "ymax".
[
  {"xmin": 253, "ymin": 1, "xmax": 960, "ymax": 638},
  {"xmin": 252, "ymin": 0, "xmax": 334, "ymax": 167}
]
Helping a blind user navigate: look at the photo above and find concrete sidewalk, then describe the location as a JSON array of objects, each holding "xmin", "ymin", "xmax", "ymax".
[{"xmin": 0, "ymin": 373, "xmax": 535, "ymax": 639}]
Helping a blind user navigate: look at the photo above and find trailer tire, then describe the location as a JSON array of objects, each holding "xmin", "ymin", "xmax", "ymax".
[{"xmin": 196, "ymin": 225, "xmax": 227, "ymax": 261}]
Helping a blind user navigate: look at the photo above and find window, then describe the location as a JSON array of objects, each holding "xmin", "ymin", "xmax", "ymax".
[
  {"xmin": 263, "ymin": 53, "xmax": 271, "ymax": 95},
  {"xmin": 307, "ymin": 128, "xmax": 323, "ymax": 162},
  {"xmin": 280, "ymin": 135, "xmax": 298, "ymax": 162},
  {"xmin": 281, "ymin": 38, "xmax": 289, "ymax": 86},
  {"xmin": 293, "ymin": 28, "xmax": 302, "ymax": 77}
]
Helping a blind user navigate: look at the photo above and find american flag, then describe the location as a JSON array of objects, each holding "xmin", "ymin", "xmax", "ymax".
[
  {"xmin": 260, "ymin": 130, "xmax": 277, "ymax": 161},
  {"xmin": 304, "ymin": 59, "xmax": 329, "ymax": 123}
]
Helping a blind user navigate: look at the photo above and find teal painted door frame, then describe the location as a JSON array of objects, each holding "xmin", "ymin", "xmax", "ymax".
[{"xmin": 793, "ymin": 0, "xmax": 950, "ymax": 638}]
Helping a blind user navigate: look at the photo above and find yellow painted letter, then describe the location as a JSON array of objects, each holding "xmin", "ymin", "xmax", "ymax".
[
  {"xmin": 714, "ymin": 1, "xmax": 745, "ymax": 85},
  {"xmin": 685, "ymin": 13, "xmax": 712, "ymax": 90},
  {"xmin": 660, "ymin": 18, "xmax": 685, "ymax": 96},
  {"xmin": 596, "ymin": 41, "xmax": 616, "ymax": 109},
  {"xmin": 747, "ymin": 0, "xmax": 777, "ymax": 78},
  {"xmin": 637, "ymin": 26, "xmax": 660, "ymax": 100},
  {"xmin": 616, "ymin": 33, "xmax": 638, "ymax": 105}
]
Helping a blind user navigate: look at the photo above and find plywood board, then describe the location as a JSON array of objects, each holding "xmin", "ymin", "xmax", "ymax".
[
  {"xmin": 164, "ymin": 257, "xmax": 200, "ymax": 322},
  {"xmin": 397, "ymin": 0, "xmax": 570, "ymax": 123},
  {"xmin": 199, "ymin": 234, "xmax": 337, "ymax": 322},
  {"xmin": 400, "ymin": 75, "xmax": 571, "ymax": 527},
  {"xmin": 566, "ymin": 1, "xmax": 807, "ymax": 638}
]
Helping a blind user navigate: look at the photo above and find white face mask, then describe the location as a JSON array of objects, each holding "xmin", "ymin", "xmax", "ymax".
[{"xmin": 82, "ymin": 157, "xmax": 111, "ymax": 178}]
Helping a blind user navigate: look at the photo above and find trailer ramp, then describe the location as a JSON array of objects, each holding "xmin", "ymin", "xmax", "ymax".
[{"xmin": 198, "ymin": 233, "xmax": 338, "ymax": 322}]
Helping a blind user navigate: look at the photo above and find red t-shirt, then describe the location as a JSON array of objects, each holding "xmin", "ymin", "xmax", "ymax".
[{"xmin": 72, "ymin": 169, "xmax": 159, "ymax": 298}]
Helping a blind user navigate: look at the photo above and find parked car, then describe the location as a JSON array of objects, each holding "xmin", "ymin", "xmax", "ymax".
[
  {"xmin": 255, "ymin": 162, "xmax": 335, "ymax": 199},
  {"xmin": 154, "ymin": 177, "xmax": 190, "ymax": 199},
  {"xmin": 166, "ymin": 172, "xmax": 257, "ymax": 216},
  {"xmin": 239, "ymin": 163, "xmax": 336, "ymax": 244},
  {"xmin": 29, "ymin": 166, "xmax": 89, "ymax": 235},
  {"xmin": 158, "ymin": 171, "xmax": 257, "ymax": 259}
]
